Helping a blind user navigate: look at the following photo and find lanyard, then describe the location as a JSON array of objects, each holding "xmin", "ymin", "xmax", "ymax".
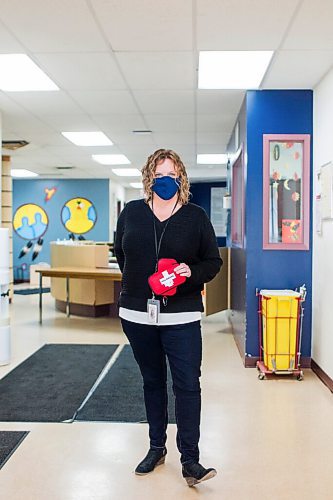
[{"xmin": 152, "ymin": 196, "xmax": 179, "ymax": 271}]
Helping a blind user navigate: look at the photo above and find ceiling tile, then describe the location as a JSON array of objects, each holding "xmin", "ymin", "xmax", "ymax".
[
  {"xmin": 33, "ymin": 52, "xmax": 127, "ymax": 91},
  {"xmin": 262, "ymin": 50, "xmax": 333, "ymax": 89},
  {"xmin": 107, "ymin": 132, "xmax": 155, "ymax": 146},
  {"xmin": 145, "ymin": 114, "xmax": 195, "ymax": 133},
  {"xmin": 91, "ymin": 0, "xmax": 193, "ymax": 51},
  {"xmin": 0, "ymin": 20, "xmax": 26, "ymax": 52},
  {"xmin": 133, "ymin": 90, "xmax": 194, "ymax": 114},
  {"xmin": 91, "ymin": 114, "xmax": 147, "ymax": 133},
  {"xmin": 41, "ymin": 114, "xmax": 100, "ymax": 132},
  {"xmin": 197, "ymin": 143, "xmax": 229, "ymax": 154},
  {"xmin": 68, "ymin": 90, "xmax": 139, "ymax": 114},
  {"xmin": 7, "ymin": 91, "xmax": 83, "ymax": 116},
  {"xmin": 197, "ymin": 0, "xmax": 299, "ymax": 50},
  {"xmin": 152, "ymin": 133, "xmax": 194, "ymax": 146},
  {"xmin": 197, "ymin": 114, "xmax": 236, "ymax": 133},
  {"xmin": 283, "ymin": 0, "xmax": 333, "ymax": 50},
  {"xmin": 197, "ymin": 90, "xmax": 245, "ymax": 115},
  {"xmin": 0, "ymin": 0, "xmax": 108, "ymax": 52},
  {"xmin": 116, "ymin": 52, "xmax": 194, "ymax": 90},
  {"xmin": 197, "ymin": 132, "xmax": 231, "ymax": 148}
]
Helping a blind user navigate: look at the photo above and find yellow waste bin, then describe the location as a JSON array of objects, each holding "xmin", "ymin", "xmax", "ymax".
[{"xmin": 260, "ymin": 290, "xmax": 301, "ymax": 371}]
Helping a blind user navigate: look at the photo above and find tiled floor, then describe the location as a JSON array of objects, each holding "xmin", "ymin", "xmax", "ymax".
[{"xmin": 0, "ymin": 293, "xmax": 332, "ymax": 500}]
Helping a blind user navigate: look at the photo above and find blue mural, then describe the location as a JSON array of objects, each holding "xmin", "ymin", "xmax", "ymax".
[{"xmin": 13, "ymin": 179, "xmax": 109, "ymax": 279}]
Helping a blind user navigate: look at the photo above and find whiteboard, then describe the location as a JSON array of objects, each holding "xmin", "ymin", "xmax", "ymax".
[{"xmin": 320, "ymin": 162, "xmax": 333, "ymax": 220}]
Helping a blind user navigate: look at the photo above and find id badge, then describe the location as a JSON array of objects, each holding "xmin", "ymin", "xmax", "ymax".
[{"xmin": 147, "ymin": 298, "xmax": 160, "ymax": 324}]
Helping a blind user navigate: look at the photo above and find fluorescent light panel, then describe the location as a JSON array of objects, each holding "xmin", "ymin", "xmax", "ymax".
[
  {"xmin": 62, "ymin": 131, "xmax": 113, "ymax": 146},
  {"xmin": 112, "ymin": 169, "xmax": 141, "ymax": 177},
  {"xmin": 0, "ymin": 54, "xmax": 59, "ymax": 91},
  {"xmin": 92, "ymin": 154, "xmax": 130, "ymax": 165},
  {"xmin": 197, "ymin": 154, "xmax": 228, "ymax": 164},
  {"xmin": 198, "ymin": 51, "xmax": 274, "ymax": 89},
  {"xmin": 130, "ymin": 182, "xmax": 143, "ymax": 188},
  {"xmin": 11, "ymin": 169, "xmax": 39, "ymax": 178}
]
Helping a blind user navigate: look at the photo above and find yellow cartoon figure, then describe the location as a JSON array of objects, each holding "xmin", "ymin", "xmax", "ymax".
[{"xmin": 61, "ymin": 197, "xmax": 97, "ymax": 234}]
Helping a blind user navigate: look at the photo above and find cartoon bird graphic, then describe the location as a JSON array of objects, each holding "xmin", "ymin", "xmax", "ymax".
[
  {"xmin": 44, "ymin": 187, "xmax": 57, "ymax": 202},
  {"xmin": 61, "ymin": 198, "xmax": 97, "ymax": 235}
]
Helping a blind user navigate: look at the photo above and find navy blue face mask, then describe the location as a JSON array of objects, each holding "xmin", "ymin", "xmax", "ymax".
[{"xmin": 152, "ymin": 176, "xmax": 181, "ymax": 200}]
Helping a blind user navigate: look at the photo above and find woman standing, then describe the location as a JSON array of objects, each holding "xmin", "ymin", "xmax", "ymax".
[{"xmin": 115, "ymin": 149, "xmax": 222, "ymax": 487}]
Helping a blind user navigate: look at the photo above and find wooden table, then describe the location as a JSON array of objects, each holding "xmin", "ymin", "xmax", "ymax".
[{"xmin": 36, "ymin": 267, "xmax": 122, "ymax": 324}]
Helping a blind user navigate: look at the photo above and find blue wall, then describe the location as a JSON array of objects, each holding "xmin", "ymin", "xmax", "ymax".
[
  {"xmin": 13, "ymin": 179, "xmax": 109, "ymax": 279},
  {"xmin": 246, "ymin": 90, "xmax": 313, "ymax": 358},
  {"xmin": 190, "ymin": 181, "xmax": 227, "ymax": 247}
]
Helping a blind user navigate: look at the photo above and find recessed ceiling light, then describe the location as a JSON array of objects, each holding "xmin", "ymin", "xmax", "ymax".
[
  {"xmin": 130, "ymin": 182, "xmax": 143, "ymax": 188},
  {"xmin": 112, "ymin": 169, "xmax": 141, "ymax": 177},
  {"xmin": 62, "ymin": 131, "xmax": 113, "ymax": 146},
  {"xmin": 11, "ymin": 169, "xmax": 39, "ymax": 178},
  {"xmin": 198, "ymin": 51, "xmax": 274, "ymax": 89},
  {"xmin": 0, "ymin": 54, "xmax": 59, "ymax": 91},
  {"xmin": 92, "ymin": 154, "xmax": 130, "ymax": 165},
  {"xmin": 197, "ymin": 154, "xmax": 228, "ymax": 164}
]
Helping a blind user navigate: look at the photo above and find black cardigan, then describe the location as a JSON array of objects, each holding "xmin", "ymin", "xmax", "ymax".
[{"xmin": 115, "ymin": 199, "xmax": 223, "ymax": 313}]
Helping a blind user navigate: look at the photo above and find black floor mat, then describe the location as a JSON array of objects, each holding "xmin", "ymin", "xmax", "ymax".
[
  {"xmin": 76, "ymin": 345, "xmax": 176, "ymax": 423},
  {"xmin": 0, "ymin": 431, "xmax": 29, "ymax": 469},
  {"xmin": 0, "ymin": 344, "xmax": 118, "ymax": 422}
]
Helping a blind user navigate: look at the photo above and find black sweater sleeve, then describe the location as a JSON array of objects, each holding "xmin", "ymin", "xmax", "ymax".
[
  {"xmin": 114, "ymin": 205, "xmax": 126, "ymax": 273},
  {"xmin": 188, "ymin": 211, "xmax": 223, "ymax": 286}
]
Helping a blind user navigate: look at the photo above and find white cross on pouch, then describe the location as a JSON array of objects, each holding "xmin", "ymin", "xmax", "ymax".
[{"xmin": 159, "ymin": 270, "xmax": 176, "ymax": 288}]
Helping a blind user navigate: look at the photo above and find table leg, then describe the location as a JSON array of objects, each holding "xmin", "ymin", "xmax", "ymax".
[
  {"xmin": 39, "ymin": 273, "xmax": 43, "ymax": 324},
  {"xmin": 66, "ymin": 276, "xmax": 70, "ymax": 318}
]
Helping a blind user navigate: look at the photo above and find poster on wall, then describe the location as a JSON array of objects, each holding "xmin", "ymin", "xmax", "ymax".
[
  {"xmin": 13, "ymin": 203, "xmax": 49, "ymax": 260},
  {"xmin": 210, "ymin": 187, "xmax": 227, "ymax": 237},
  {"xmin": 61, "ymin": 197, "xmax": 97, "ymax": 235}
]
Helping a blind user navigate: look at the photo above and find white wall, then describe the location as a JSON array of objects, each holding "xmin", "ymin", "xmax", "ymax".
[
  {"xmin": 109, "ymin": 184, "xmax": 143, "ymax": 240},
  {"xmin": 109, "ymin": 180, "xmax": 125, "ymax": 241},
  {"xmin": 125, "ymin": 188, "xmax": 143, "ymax": 203},
  {"xmin": 313, "ymin": 68, "xmax": 333, "ymax": 379}
]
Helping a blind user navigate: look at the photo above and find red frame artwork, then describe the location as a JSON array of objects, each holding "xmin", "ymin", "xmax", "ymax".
[{"xmin": 263, "ymin": 134, "xmax": 310, "ymax": 250}]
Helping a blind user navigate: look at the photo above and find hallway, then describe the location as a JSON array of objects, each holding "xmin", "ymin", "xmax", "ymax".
[{"xmin": 0, "ymin": 294, "xmax": 332, "ymax": 500}]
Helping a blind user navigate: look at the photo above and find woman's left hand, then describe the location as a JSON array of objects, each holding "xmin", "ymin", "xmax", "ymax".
[{"xmin": 174, "ymin": 262, "xmax": 192, "ymax": 278}]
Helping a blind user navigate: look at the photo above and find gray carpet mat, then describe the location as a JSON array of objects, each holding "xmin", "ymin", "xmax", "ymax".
[
  {"xmin": 0, "ymin": 431, "xmax": 29, "ymax": 469},
  {"xmin": 0, "ymin": 344, "xmax": 118, "ymax": 422},
  {"xmin": 76, "ymin": 345, "xmax": 176, "ymax": 423},
  {"xmin": 14, "ymin": 287, "xmax": 50, "ymax": 295}
]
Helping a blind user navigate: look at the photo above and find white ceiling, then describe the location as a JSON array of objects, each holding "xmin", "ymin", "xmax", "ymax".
[{"xmin": 0, "ymin": 0, "xmax": 332, "ymax": 186}]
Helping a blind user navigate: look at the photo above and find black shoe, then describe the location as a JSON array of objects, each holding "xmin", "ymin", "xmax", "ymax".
[
  {"xmin": 182, "ymin": 462, "xmax": 217, "ymax": 487},
  {"xmin": 135, "ymin": 447, "xmax": 167, "ymax": 475}
]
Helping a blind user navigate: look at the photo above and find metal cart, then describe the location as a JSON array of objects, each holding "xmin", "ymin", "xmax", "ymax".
[{"xmin": 256, "ymin": 287, "xmax": 306, "ymax": 381}]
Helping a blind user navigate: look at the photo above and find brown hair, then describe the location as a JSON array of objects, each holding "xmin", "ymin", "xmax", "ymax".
[{"xmin": 141, "ymin": 149, "xmax": 190, "ymax": 204}]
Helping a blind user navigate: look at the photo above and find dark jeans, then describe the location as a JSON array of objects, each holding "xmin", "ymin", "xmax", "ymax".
[{"xmin": 121, "ymin": 318, "xmax": 202, "ymax": 464}]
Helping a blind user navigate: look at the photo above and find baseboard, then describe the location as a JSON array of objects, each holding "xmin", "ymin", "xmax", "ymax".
[
  {"xmin": 311, "ymin": 359, "xmax": 333, "ymax": 393},
  {"xmin": 244, "ymin": 356, "xmax": 311, "ymax": 368}
]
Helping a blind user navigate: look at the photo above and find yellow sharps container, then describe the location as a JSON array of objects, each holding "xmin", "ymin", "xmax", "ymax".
[{"xmin": 260, "ymin": 290, "xmax": 301, "ymax": 371}]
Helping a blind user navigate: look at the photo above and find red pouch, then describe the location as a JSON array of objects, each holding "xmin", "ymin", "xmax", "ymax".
[{"xmin": 148, "ymin": 258, "xmax": 187, "ymax": 297}]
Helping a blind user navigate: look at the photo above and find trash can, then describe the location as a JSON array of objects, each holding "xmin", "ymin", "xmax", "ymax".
[{"xmin": 260, "ymin": 289, "xmax": 301, "ymax": 372}]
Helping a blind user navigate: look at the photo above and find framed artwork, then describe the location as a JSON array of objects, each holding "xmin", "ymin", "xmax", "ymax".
[
  {"xmin": 231, "ymin": 147, "xmax": 245, "ymax": 247},
  {"xmin": 263, "ymin": 134, "xmax": 310, "ymax": 250}
]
